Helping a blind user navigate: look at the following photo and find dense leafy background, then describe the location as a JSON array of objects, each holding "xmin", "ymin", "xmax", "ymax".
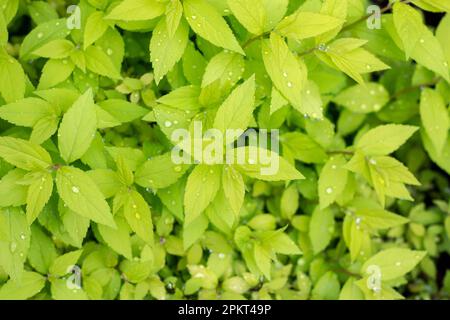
[{"xmin": 0, "ymin": 0, "xmax": 449, "ymax": 300}]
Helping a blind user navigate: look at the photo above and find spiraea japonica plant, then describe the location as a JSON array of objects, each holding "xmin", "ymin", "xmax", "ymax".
[{"xmin": 0, "ymin": 0, "xmax": 450, "ymax": 300}]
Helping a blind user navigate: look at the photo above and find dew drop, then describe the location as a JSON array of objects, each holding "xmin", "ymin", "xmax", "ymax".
[
  {"xmin": 395, "ymin": 261, "xmax": 401, "ymax": 266},
  {"xmin": 72, "ymin": 186, "xmax": 80, "ymax": 193},
  {"xmin": 369, "ymin": 158, "xmax": 377, "ymax": 165},
  {"xmin": 135, "ymin": 213, "xmax": 141, "ymax": 220},
  {"xmin": 419, "ymin": 38, "xmax": 424, "ymax": 44},
  {"xmin": 326, "ymin": 187, "xmax": 333, "ymax": 194},
  {"xmin": 107, "ymin": 48, "xmax": 113, "ymax": 55},
  {"xmin": 283, "ymin": 71, "xmax": 288, "ymax": 78},
  {"xmin": 287, "ymin": 82, "xmax": 293, "ymax": 88},
  {"xmin": 191, "ymin": 15, "xmax": 197, "ymax": 20},
  {"xmin": 366, "ymin": 64, "xmax": 371, "ymax": 70},
  {"xmin": 20, "ymin": 233, "xmax": 26, "ymax": 240},
  {"xmin": 218, "ymin": 253, "xmax": 225, "ymax": 259},
  {"xmin": 37, "ymin": 32, "xmax": 44, "ymax": 39},
  {"xmin": 331, "ymin": 165, "xmax": 337, "ymax": 169},
  {"xmin": 318, "ymin": 43, "xmax": 328, "ymax": 52},
  {"xmin": 164, "ymin": 121, "xmax": 172, "ymax": 127}
]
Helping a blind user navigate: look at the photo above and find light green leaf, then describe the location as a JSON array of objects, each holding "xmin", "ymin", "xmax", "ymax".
[
  {"xmin": 166, "ymin": 0, "xmax": 183, "ymax": 38},
  {"xmin": 222, "ymin": 165, "xmax": 245, "ymax": 216},
  {"xmin": 0, "ymin": 272, "xmax": 45, "ymax": 300},
  {"xmin": 227, "ymin": 0, "xmax": 266, "ymax": 35},
  {"xmin": 183, "ymin": 213, "xmax": 209, "ymax": 249},
  {"xmin": 262, "ymin": 33, "xmax": 310, "ymax": 116},
  {"xmin": 150, "ymin": 18, "xmax": 189, "ymax": 84},
  {"xmin": 0, "ymin": 137, "xmax": 52, "ymax": 170},
  {"xmin": 56, "ymin": 166, "xmax": 116, "ymax": 228},
  {"xmin": 0, "ymin": 98, "xmax": 54, "ymax": 127},
  {"xmin": 393, "ymin": 2, "xmax": 449, "ymax": 81},
  {"xmin": 184, "ymin": 164, "xmax": 222, "ymax": 224},
  {"xmin": 84, "ymin": 11, "xmax": 109, "ymax": 50},
  {"xmin": 0, "ymin": 169, "xmax": 28, "ymax": 207},
  {"xmin": 123, "ymin": 190, "xmax": 154, "ymax": 243},
  {"xmin": 309, "ymin": 207, "xmax": 335, "ymax": 254},
  {"xmin": 49, "ymin": 250, "xmax": 83, "ymax": 277},
  {"xmin": 135, "ymin": 153, "xmax": 189, "ymax": 189},
  {"xmin": 32, "ymin": 39, "xmax": 74, "ymax": 59},
  {"xmin": 356, "ymin": 124, "xmax": 418, "ymax": 156},
  {"xmin": 334, "ymin": 83, "xmax": 389, "ymax": 114},
  {"xmin": 58, "ymin": 89, "xmax": 97, "ymax": 163},
  {"xmin": 276, "ymin": 11, "xmax": 343, "ymax": 41},
  {"xmin": 105, "ymin": 0, "xmax": 165, "ymax": 21},
  {"xmin": 51, "ymin": 279, "xmax": 88, "ymax": 300},
  {"xmin": 38, "ymin": 58, "xmax": 75, "ymax": 89},
  {"xmin": 30, "ymin": 115, "xmax": 60, "ymax": 144},
  {"xmin": 281, "ymin": 132, "xmax": 327, "ymax": 164},
  {"xmin": 318, "ymin": 155, "xmax": 348, "ymax": 209},
  {"xmin": 202, "ymin": 51, "xmax": 245, "ymax": 88},
  {"xmin": 0, "ymin": 208, "xmax": 30, "ymax": 281},
  {"xmin": 361, "ymin": 248, "xmax": 426, "ymax": 281},
  {"xmin": 184, "ymin": 0, "xmax": 244, "ymax": 54},
  {"xmin": 213, "ymin": 75, "xmax": 255, "ymax": 133},
  {"xmin": 232, "ymin": 146, "xmax": 305, "ymax": 181},
  {"xmin": 98, "ymin": 99, "xmax": 148, "ymax": 123},
  {"xmin": 97, "ymin": 216, "xmax": 132, "ymax": 259},
  {"xmin": 27, "ymin": 224, "xmax": 57, "ymax": 274},
  {"xmin": 420, "ymin": 88, "xmax": 449, "ymax": 154},
  {"xmin": 0, "ymin": 49, "xmax": 25, "ymax": 103},
  {"xmin": 85, "ymin": 46, "xmax": 121, "ymax": 79},
  {"xmin": 26, "ymin": 171, "xmax": 53, "ymax": 224}
]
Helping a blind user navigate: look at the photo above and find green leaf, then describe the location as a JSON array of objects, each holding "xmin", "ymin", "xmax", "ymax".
[
  {"xmin": 318, "ymin": 155, "xmax": 348, "ymax": 209},
  {"xmin": 49, "ymin": 250, "xmax": 83, "ymax": 277},
  {"xmin": 184, "ymin": 0, "xmax": 244, "ymax": 54},
  {"xmin": 281, "ymin": 132, "xmax": 327, "ymax": 164},
  {"xmin": 51, "ymin": 279, "xmax": 88, "ymax": 300},
  {"xmin": 58, "ymin": 89, "xmax": 97, "ymax": 163},
  {"xmin": 97, "ymin": 216, "xmax": 132, "ymax": 259},
  {"xmin": 26, "ymin": 171, "xmax": 53, "ymax": 224},
  {"xmin": 0, "ymin": 208, "xmax": 30, "ymax": 281},
  {"xmin": 262, "ymin": 33, "xmax": 311, "ymax": 117},
  {"xmin": 275, "ymin": 11, "xmax": 343, "ymax": 41},
  {"xmin": 98, "ymin": 99, "xmax": 148, "ymax": 123},
  {"xmin": 38, "ymin": 58, "xmax": 75, "ymax": 89},
  {"xmin": 222, "ymin": 165, "xmax": 245, "ymax": 216},
  {"xmin": 183, "ymin": 213, "xmax": 209, "ymax": 249},
  {"xmin": 85, "ymin": 46, "xmax": 121, "ymax": 79},
  {"xmin": 253, "ymin": 243, "xmax": 271, "ymax": 279},
  {"xmin": 84, "ymin": 11, "xmax": 109, "ymax": 50},
  {"xmin": 87, "ymin": 169, "xmax": 122, "ymax": 198},
  {"xmin": 184, "ymin": 164, "xmax": 222, "ymax": 224},
  {"xmin": 19, "ymin": 18, "xmax": 69, "ymax": 60},
  {"xmin": 309, "ymin": 207, "xmax": 335, "ymax": 254},
  {"xmin": 105, "ymin": 0, "xmax": 165, "ymax": 21},
  {"xmin": 56, "ymin": 166, "xmax": 116, "ymax": 228},
  {"xmin": 166, "ymin": 0, "xmax": 183, "ymax": 38},
  {"xmin": 420, "ymin": 88, "xmax": 449, "ymax": 154},
  {"xmin": 150, "ymin": 18, "xmax": 189, "ymax": 84},
  {"xmin": 0, "ymin": 137, "xmax": 52, "ymax": 170},
  {"xmin": 356, "ymin": 124, "xmax": 418, "ymax": 156},
  {"xmin": 202, "ymin": 51, "xmax": 245, "ymax": 88},
  {"xmin": 123, "ymin": 190, "xmax": 154, "ymax": 243},
  {"xmin": 27, "ymin": 224, "xmax": 57, "ymax": 274},
  {"xmin": 227, "ymin": 0, "xmax": 266, "ymax": 35},
  {"xmin": 0, "ymin": 169, "xmax": 28, "ymax": 207},
  {"xmin": 232, "ymin": 146, "xmax": 305, "ymax": 181},
  {"xmin": 30, "ymin": 115, "xmax": 60, "ymax": 144},
  {"xmin": 32, "ymin": 39, "xmax": 74, "ymax": 59},
  {"xmin": 0, "ymin": 98, "xmax": 53, "ymax": 127},
  {"xmin": 361, "ymin": 248, "xmax": 426, "ymax": 281},
  {"xmin": 135, "ymin": 153, "xmax": 189, "ymax": 190},
  {"xmin": 393, "ymin": 2, "xmax": 449, "ymax": 81},
  {"xmin": 0, "ymin": 49, "xmax": 25, "ymax": 103},
  {"xmin": 280, "ymin": 184, "xmax": 299, "ymax": 219},
  {"xmin": 334, "ymin": 83, "xmax": 389, "ymax": 114},
  {"xmin": 213, "ymin": 75, "xmax": 256, "ymax": 133},
  {"xmin": 0, "ymin": 272, "xmax": 45, "ymax": 300}
]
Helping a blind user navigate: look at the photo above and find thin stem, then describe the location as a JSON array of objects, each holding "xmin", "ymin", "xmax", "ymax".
[
  {"xmin": 390, "ymin": 77, "xmax": 441, "ymax": 101},
  {"xmin": 327, "ymin": 150, "xmax": 355, "ymax": 156},
  {"xmin": 242, "ymin": 32, "xmax": 270, "ymax": 48}
]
